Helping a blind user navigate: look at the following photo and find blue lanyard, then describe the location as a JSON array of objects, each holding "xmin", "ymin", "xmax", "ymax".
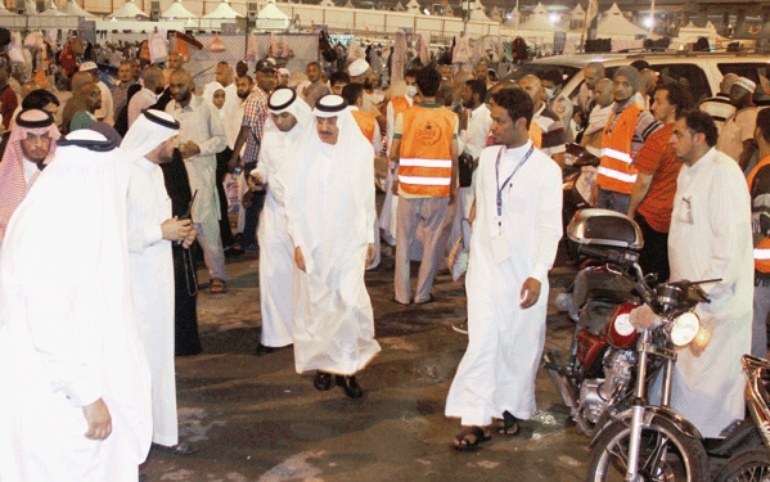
[{"xmin": 495, "ymin": 145, "xmax": 534, "ymax": 220}]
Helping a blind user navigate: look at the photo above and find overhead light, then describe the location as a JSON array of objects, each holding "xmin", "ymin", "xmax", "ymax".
[
  {"xmin": 549, "ymin": 13, "xmax": 559, "ymax": 23},
  {"xmin": 423, "ymin": 8, "xmax": 429, "ymax": 14},
  {"xmin": 643, "ymin": 16, "xmax": 654, "ymax": 28}
]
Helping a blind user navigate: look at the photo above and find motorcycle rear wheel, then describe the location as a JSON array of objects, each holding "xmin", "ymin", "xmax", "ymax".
[
  {"xmin": 586, "ymin": 417, "xmax": 709, "ymax": 482},
  {"xmin": 713, "ymin": 446, "xmax": 770, "ymax": 482}
]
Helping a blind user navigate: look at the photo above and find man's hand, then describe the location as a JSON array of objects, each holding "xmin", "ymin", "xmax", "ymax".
[
  {"xmin": 690, "ymin": 325, "xmax": 712, "ymax": 356},
  {"xmin": 294, "ymin": 246, "xmax": 306, "ymax": 272},
  {"xmin": 179, "ymin": 141, "xmax": 201, "ymax": 159},
  {"xmin": 181, "ymin": 224, "xmax": 197, "ymax": 249},
  {"xmin": 366, "ymin": 243, "xmax": 376, "ymax": 265},
  {"xmin": 247, "ymin": 174, "xmax": 265, "ymax": 192},
  {"xmin": 391, "ymin": 177, "xmax": 399, "ymax": 195},
  {"xmin": 449, "ymin": 189, "xmax": 457, "ymax": 206},
  {"xmin": 161, "ymin": 216, "xmax": 193, "ymax": 242},
  {"xmin": 83, "ymin": 398, "xmax": 112, "ymax": 440},
  {"xmin": 520, "ymin": 277, "xmax": 541, "ymax": 309},
  {"xmin": 227, "ymin": 153, "xmax": 241, "ymax": 174}
]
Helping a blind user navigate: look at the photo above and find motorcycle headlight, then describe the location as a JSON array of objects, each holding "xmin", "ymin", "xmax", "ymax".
[
  {"xmin": 613, "ymin": 312, "xmax": 636, "ymax": 337},
  {"xmin": 670, "ymin": 312, "xmax": 700, "ymax": 347}
]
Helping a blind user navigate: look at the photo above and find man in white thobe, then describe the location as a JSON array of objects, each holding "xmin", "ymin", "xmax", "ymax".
[
  {"xmin": 122, "ymin": 110, "xmax": 197, "ymax": 452},
  {"xmin": 0, "ymin": 129, "xmax": 152, "ymax": 481},
  {"xmin": 250, "ymin": 87, "xmax": 311, "ymax": 354},
  {"xmin": 667, "ymin": 110, "xmax": 753, "ymax": 439},
  {"xmin": 286, "ymin": 94, "xmax": 381, "ymax": 398},
  {"xmin": 166, "ymin": 69, "xmax": 229, "ymax": 293},
  {"xmin": 445, "ymin": 87, "xmax": 562, "ymax": 449}
]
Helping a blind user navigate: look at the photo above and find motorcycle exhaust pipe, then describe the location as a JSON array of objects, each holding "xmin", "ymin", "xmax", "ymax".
[{"xmin": 543, "ymin": 352, "xmax": 579, "ymax": 411}]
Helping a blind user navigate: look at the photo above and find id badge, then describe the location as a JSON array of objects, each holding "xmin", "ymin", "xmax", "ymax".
[
  {"xmin": 491, "ymin": 234, "xmax": 510, "ymax": 264},
  {"xmin": 679, "ymin": 196, "xmax": 694, "ymax": 224}
]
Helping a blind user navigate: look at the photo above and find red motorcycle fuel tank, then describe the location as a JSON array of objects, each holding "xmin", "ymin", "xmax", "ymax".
[
  {"xmin": 577, "ymin": 329, "xmax": 606, "ymax": 369},
  {"xmin": 605, "ymin": 303, "xmax": 641, "ymax": 349}
]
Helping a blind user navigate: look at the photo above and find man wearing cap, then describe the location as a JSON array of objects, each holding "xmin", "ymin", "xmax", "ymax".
[
  {"xmin": 301, "ymin": 61, "xmax": 329, "ymax": 109},
  {"xmin": 699, "ymin": 73, "xmax": 739, "ymax": 134},
  {"xmin": 349, "ymin": 58, "xmax": 383, "ymax": 123},
  {"xmin": 593, "ymin": 66, "xmax": 661, "ymax": 213},
  {"xmin": 278, "ymin": 67, "xmax": 291, "ymax": 87},
  {"xmin": 249, "ymin": 88, "xmax": 311, "ymax": 355},
  {"xmin": 79, "ymin": 61, "xmax": 114, "ymax": 126},
  {"xmin": 0, "ymin": 128, "xmax": 152, "ymax": 481},
  {"xmin": 166, "ymin": 69, "xmax": 229, "ymax": 294},
  {"xmin": 0, "ymin": 109, "xmax": 59, "ymax": 249},
  {"xmin": 122, "ymin": 109, "xmax": 196, "ymax": 454},
  {"xmin": 229, "ymin": 59, "xmax": 275, "ymax": 255},
  {"xmin": 391, "ymin": 66, "xmax": 459, "ymax": 305},
  {"xmin": 286, "ymin": 94, "xmax": 380, "ymax": 399},
  {"xmin": 717, "ymin": 76, "xmax": 758, "ymax": 172}
]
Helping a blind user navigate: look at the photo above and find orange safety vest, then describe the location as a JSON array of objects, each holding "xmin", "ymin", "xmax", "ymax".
[
  {"xmin": 351, "ymin": 109, "xmax": 376, "ymax": 144},
  {"xmin": 398, "ymin": 105, "xmax": 454, "ymax": 197},
  {"xmin": 597, "ymin": 103, "xmax": 642, "ymax": 195},
  {"xmin": 390, "ymin": 96, "xmax": 411, "ymax": 121},
  {"xmin": 747, "ymin": 155, "xmax": 770, "ymax": 273},
  {"xmin": 529, "ymin": 122, "xmax": 542, "ymax": 149}
]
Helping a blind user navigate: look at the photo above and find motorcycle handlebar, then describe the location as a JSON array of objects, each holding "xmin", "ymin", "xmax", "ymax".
[{"xmin": 576, "ymin": 244, "xmax": 639, "ymax": 267}]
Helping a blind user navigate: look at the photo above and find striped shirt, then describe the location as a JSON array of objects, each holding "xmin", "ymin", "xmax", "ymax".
[
  {"xmin": 241, "ymin": 86, "xmax": 269, "ymax": 163},
  {"xmin": 634, "ymin": 123, "xmax": 681, "ymax": 233}
]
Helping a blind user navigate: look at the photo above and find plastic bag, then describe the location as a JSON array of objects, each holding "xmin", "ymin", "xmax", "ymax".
[
  {"xmin": 208, "ymin": 33, "xmax": 226, "ymax": 53},
  {"xmin": 24, "ymin": 31, "xmax": 44, "ymax": 50},
  {"xmin": 148, "ymin": 30, "xmax": 168, "ymax": 65},
  {"xmin": 446, "ymin": 219, "xmax": 472, "ymax": 281}
]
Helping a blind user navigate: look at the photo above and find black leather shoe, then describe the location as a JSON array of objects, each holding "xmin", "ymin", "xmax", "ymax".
[
  {"xmin": 152, "ymin": 442, "xmax": 198, "ymax": 455},
  {"xmin": 255, "ymin": 343, "xmax": 276, "ymax": 356},
  {"xmin": 313, "ymin": 371, "xmax": 333, "ymax": 391},
  {"xmin": 336, "ymin": 375, "xmax": 364, "ymax": 398}
]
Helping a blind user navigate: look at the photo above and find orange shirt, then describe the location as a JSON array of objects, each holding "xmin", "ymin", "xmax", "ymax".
[{"xmin": 634, "ymin": 123, "xmax": 681, "ymax": 233}]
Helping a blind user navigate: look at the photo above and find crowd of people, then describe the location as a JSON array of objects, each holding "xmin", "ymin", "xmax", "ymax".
[{"xmin": 0, "ymin": 27, "xmax": 765, "ymax": 478}]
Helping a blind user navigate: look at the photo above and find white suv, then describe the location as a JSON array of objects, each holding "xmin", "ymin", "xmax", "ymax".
[{"xmin": 504, "ymin": 52, "xmax": 770, "ymax": 105}]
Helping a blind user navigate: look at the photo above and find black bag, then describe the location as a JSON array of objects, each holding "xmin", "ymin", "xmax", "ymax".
[
  {"xmin": 459, "ymin": 152, "xmax": 474, "ymax": 188},
  {"xmin": 319, "ymin": 30, "xmax": 337, "ymax": 63}
]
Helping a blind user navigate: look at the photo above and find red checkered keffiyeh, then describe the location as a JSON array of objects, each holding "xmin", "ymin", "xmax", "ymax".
[{"xmin": 0, "ymin": 109, "xmax": 60, "ymax": 241}]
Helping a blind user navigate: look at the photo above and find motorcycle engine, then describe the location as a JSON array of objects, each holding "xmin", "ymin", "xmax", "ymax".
[{"xmin": 578, "ymin": 349, "xmax": 637, "ymax": 424}]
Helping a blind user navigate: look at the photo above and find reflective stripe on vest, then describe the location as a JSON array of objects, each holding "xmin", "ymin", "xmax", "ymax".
[
  {"xmin": 596, "ymin": 103, "xmax": 641, "ymax": 195},
  {"xmin": 398, "ymin": 105, "xmax": 454, "ymax": 197},
  {"xmin": 747, "ymin": 156, "xmax": 770, "ymax": 272}
]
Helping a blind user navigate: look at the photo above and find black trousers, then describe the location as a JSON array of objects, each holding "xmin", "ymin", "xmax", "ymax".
[{"xmin": 635, "ymin": 212, "xmax": 670, "ymax": 283}]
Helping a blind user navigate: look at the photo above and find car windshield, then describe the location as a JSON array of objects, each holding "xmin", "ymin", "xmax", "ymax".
[{"xmin": 503, "ymin": 63, "xmax": 581, "ymax": 85}]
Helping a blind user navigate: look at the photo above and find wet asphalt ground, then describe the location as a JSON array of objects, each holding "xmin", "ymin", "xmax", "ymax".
[{"xmin": 139, "ymin": 240, "xmax": 594, "ymax": 482}]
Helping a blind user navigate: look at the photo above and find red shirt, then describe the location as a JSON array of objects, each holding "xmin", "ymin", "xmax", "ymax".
[{"xmin": 634, "ymin": 123, "xmax": 681, "ymax": 233}]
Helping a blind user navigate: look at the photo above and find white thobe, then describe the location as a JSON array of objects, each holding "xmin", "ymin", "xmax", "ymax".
[
  {"xmin": 286, "ymin": 136, "xmax": 381, "ymax": 375},
  {"xmin": 95, "ymin": 80, "xmax": 114, "ymax": 126},
  {"xmin": 127, "ymin": 157, "xmax": 178, "ymax": 446},
  {"xmin": 445, "ymin": 142, "xmax": 562, "ymax": 427},
  {"xmin": 667, "ymin": 147, "xmax": 753, "ymax": 438},
  {"xmin": 0, "ymin": 154, "xmax": 152, "ymax": 481},
  {"xmin": 255, "ymin": 125, "xmax": 302, "ymax": 348}
]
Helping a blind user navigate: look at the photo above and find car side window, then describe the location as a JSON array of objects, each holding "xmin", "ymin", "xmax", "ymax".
[
  {"xmin": 718, "ymin": 63, "xmax": 770, "ymax": 103},
  {"xmin": 652, "ymin": 64, "xmax": 711, "ymax": 103}
]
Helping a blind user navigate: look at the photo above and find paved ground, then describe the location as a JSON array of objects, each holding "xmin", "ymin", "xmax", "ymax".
[{"xmin": 139, "ymin": 243, "xmax": 595, "ymax": 482}]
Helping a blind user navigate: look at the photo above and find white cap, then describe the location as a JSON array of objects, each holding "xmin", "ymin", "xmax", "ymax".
[
  {"xmin": 278, "ymin": 67, "xmax": 290, "ymax": 77},
  {"xmin": 348, "ymin": 58, "xmax": 369, "ymax": 77},
  {"xmin": 734, "ymin": 76, "xmax": 757, "ymax": 94},
  {"xmin": 79, "ymin": 61, "xmax": 98, "ymax": 72}
]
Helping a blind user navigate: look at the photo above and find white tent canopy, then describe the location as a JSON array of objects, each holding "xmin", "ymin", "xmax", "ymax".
[
  {"xmin": 162, "ymin": 0, "xmax": 197, "ymax": 19},
  {"xmin": 518, "ymin": 2, "xmax": 563, "ymax": 32},
  {"xmin": 597, "ymin": 3, "xmax": 648, "ymax": 37},
  {"xmin": 255, "ymin": 0, "xmax": 290, "ymax": 30},
  {"xmin": 570, "ymin": 3, "xmax": 584, "ymax": 19},
  {"xmin": 405, "ymin": 0, "xmax": 420, "ymax": 13},
  {"xmin": 40, "ymin": 1, "xmax": 68, "ymax": 16},
  {"xmin": 393, "ymin": 1, "xmax": 405, "ymax": 11},
  {"xmin": 24, "ymin": 0, "xmax": 37, "ymax": 14},
  {"xmin": 62, "ymin": 0, "xmax": 95, "ymax": 17},
  {"xmin": 203, "ymin": 0, "xmax": 242, "ymax": 18},
  {"xmin": 109, "ymin": 0, "xmax": 149, "ymax": 19},
  {"xmin": 468, "ymin": 0, "xmax": 489, "ymax": 22},
  {"xmin": 344, "ymin": 0, "xmax": 354, "ymax": 8},
  {"xmin": 319, "ymin": 0, "xmax": 335, "ymax": 7}
]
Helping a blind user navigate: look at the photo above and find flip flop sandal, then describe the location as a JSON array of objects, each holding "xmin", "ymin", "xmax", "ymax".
[
  {"xmin": 497, "ymin": 411, "xmax": 520, "ymax": 436},
  {"xmin": 210, "ymin": 279, "xmax": 228, "ymax": 294},
  {"xmin": 453, "ymin": 426, "xmax": 491, "ymax": 451}
]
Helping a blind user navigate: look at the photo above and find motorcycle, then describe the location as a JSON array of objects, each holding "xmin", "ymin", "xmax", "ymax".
[
  {"xmin": 586, "ymin": 268, "xmax": 718, "ymax": 481},
  {"xmin": 544, "ymin": 208, "xmax": 646, "ymax": 436},
  {"xmin": 712, "ymin": 355, "xmax": 770, "ymax": 482}
]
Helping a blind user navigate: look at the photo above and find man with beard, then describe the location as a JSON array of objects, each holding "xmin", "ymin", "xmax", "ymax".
[
  {"xmin": 716, "ymin": 76, "xmax": 758, "ymax": 172},
  {"xmin": 518, "ymin": 74, "xmax": 566, "ymax": 167},
  {"xmin": 249, "ymin": 88, "xmax": 311, "ymax": 355},
  {"xmin": 165, "ymin": 69, "xmax": 228, "ymax": 293},
  {"xmin": 69, "ymin": 82, "xmax": 102, "ymax": 132},
  {"xmin": 286, "ymin": 94, "xmax": 380, "ymax": 398},
  {"xmin": 79, "ymin": 62, "xmax": 113, "ymax": 126},
  {"xmin": 301, "ymin": 61, "xmax": 329, "ymax": 109},
  {"xmin": 0, "ymin": 109, "xmax": 59, "ymax": 248},
  {"xmin": 593, "ymin": 66, "xmax": 661, "ymax": 213},
  {"xmin": 122, "ymin": 109, "xmax": 197, "ymax": 454},
  {"xmin": 229, "ymin": 60, "xmax": 275, "ymax": 255}
]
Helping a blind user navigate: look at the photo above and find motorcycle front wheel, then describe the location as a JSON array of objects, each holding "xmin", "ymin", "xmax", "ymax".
[
  {"xmin": 713, "ymin": 446, "xmax": 770, "ymax": 482},
  {"xmin": 586, "ymin": 417, "xmax": 709, "ymax": 482}
]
